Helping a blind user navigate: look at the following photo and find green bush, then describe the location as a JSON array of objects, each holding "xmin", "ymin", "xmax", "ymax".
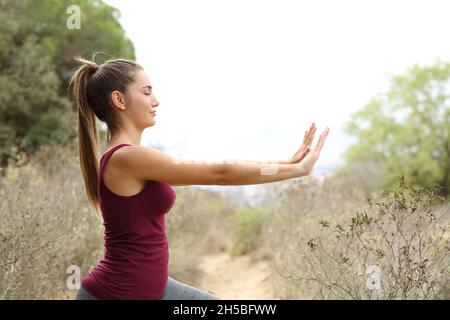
[{"xmin": 229, "ymin": 207, "xmax": 268, "ymax": 256}]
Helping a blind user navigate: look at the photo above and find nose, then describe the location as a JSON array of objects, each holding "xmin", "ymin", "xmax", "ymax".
[{"xmin": 152, "ymin": 96, "xmax": 159, "ymax": 108}]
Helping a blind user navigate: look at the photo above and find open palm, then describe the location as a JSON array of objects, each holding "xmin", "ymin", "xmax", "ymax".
[
  {"xmin": 299, "ymin": 126, "xmax": 330, "ymax": 176},
  {"xmin": 288, "ymin": 122, "xmax": 317, "ymax": 164}
]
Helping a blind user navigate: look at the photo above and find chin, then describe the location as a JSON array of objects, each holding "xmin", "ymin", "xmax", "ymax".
[{"xmin": 146, "ymin": 121, "xmax": 155, "ymax": 128}]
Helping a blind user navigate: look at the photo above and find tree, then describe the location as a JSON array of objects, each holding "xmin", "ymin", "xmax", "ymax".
[
  {"xmin": 0, "ymin": 0, "xmax": 136, "ymax": 167},
  {"xmin": 338, "ymin": 60, "xmax": 450, "ymax": 196}
]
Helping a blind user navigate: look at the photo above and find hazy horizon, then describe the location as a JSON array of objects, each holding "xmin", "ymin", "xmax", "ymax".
[{"xmin": 102, "ymin": 0, "xmax": 450, "ymax": 196}]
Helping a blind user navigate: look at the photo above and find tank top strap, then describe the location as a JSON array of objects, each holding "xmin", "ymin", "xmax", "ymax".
[{"xmin": 99, "ymin": 144, "xmax": 132, "ymax": 183}]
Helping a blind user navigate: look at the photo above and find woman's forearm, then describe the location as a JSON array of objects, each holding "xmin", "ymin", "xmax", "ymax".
[
  {"xmin": 243, "ymin": 159, "xmax": 291, "ymax": 165},
  {"xmin": 217, "ymin": 158, "xmax": 305, "ymax": 185},
  {"xmin": 220, "ymin": 158, "xmax": 291, "ymax": 165}
]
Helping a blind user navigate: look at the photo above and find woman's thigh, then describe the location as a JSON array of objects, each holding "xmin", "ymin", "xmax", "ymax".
[
  {"xmin": 73, "ymin": 278, "xmax": 220, "ymax": 300},
  {"xmin": 162, "ymin": 277, "xmax": 221, "ymax": 300},
  {"xmin": 74, "ymin": 285, "xmax": 97, "ymax": 300}
]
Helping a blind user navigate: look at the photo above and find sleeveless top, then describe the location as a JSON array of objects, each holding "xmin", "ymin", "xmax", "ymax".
[{"xmin": 81, "ymin": 144, "xmax": 176, "ymax": 299}]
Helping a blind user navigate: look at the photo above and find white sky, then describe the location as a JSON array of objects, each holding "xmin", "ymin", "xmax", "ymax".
[{"xmin": 102, "ymin": 0, "xmax": 450, "ymax": 178}]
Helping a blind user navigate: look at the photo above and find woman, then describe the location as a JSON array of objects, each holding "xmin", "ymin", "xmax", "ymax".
[{"xmin": 70, "ymin": 55, "xmax": 330, "ymax": 300}]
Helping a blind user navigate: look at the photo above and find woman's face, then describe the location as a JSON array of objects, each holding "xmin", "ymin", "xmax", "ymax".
[{"xmin": 115, "ymin": 69, "xmax": 160, "ymax": 129}]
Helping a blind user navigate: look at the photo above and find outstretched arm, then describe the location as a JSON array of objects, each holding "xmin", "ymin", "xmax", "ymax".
[{"xmin": 117, "ymin": 124, "xmax": 329, "ymax": 186}]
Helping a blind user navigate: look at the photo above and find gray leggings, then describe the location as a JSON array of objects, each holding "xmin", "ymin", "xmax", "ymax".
[{"xmin": 75, "ymin": 277, "xmax": 221, "ymax": 300}]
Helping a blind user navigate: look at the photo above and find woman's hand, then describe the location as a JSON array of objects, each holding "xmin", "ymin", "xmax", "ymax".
[
  {"xmin": 296, "ymin": 125, "xmax": 330, "ymax": 176},
  {"xmin": 286, "ymin": 122, "xmax": 317, "ymax": 164}
]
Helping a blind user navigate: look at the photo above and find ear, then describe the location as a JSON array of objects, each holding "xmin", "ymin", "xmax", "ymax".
[{"xmin": 110, "ymin": 91, "xmax": 126, "ymax": 110}]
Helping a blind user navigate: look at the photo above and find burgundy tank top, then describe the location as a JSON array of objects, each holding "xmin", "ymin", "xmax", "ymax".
[{"xmin": 81, "ymin": 144, "xmax": 176, "ymax": 299}]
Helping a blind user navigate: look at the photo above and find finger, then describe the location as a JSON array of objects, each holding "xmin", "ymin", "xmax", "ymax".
[
  {"xmin": 302, "ymin": 123, "xmax": 314, "ymax": 142},
  {"xmin": 314, "ymin": 127, "xmax": 330, "ymax": 153},
  {"xmin": 306, "ymin": 126, "xmax": 317, "ymax": 147},
  {"xmin": 299, "ymin": 123, "xmax": 316, "ymax": 151},
  {"xmin": 294, "ymin": 147, "xmax": 307, "ymax": 159},
  {"xmin": 303, "ymin": 146, "xmax": 311, "ymax": 156},
  {"xmin": 297, "ymin": 144, "xmax": 310, "ymax": 156},
  {"xmin": 302, "ymin": 130, "xmax": 308, "ymax": 143}
]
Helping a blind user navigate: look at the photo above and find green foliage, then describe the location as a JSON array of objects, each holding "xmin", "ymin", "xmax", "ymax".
[
  {"xmin": 229, "ymin": 207, "xmax": 268, "ymax": 256},
  {"xmin": 339, "ymin": 60, "xmax": 450, "ymax": 196},
  {"xmin": 21, "ymin": 107, "xmax": 77, "ymax": 152},
  {"xmin": 0, "ymin": 0, "xmax": 135, "ymax": 168}
]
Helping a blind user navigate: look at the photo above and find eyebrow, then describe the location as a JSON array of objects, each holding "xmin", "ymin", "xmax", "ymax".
[{"xmin": 141, "ymin": 85, "xmax": 153, "ymax": 90}]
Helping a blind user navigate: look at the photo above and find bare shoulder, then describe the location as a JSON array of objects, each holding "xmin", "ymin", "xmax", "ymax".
[
  {"xmin": 112, "ymin": 144, "xmax": 159, "ymax": 157},
  {"xmin": 112, "ymin": 145, "xmax": 169, "ymax": 173}
]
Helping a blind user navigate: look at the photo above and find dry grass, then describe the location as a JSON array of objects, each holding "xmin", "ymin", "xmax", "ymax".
[
  {"xmin": 256, "ymin": 174, "xmax": 450, "ymax": 300},
  {"xmin": 1, "ymin": 143, "xmax": 448, "ymax": 300},
  {"xmin": 166, "ymin": 186, "xmax": 236, "ymax": 286},
  {"xmin": 0, "ymin": 143, "xmax": 103, "ymax": 299}
]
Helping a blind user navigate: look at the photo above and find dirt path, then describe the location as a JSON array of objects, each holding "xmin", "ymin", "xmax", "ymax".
[
  {"xmin": 197, "ymin": 252, "xmax": 277, "ymax": 300},
  {"xmin": 56, "ymin": 251, "xmax": 277, "ymax": 300}
]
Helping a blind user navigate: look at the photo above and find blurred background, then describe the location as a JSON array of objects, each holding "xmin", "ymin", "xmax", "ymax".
[{"xmin": 0, "ymin": 0, "xmax": 448, "ymax": 299}]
